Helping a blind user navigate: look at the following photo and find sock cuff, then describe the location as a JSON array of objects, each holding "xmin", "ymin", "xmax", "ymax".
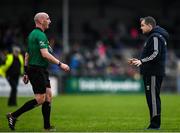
[{"xmin": 43, "ymin": 101, "xmax": 51, "ymax": 107}]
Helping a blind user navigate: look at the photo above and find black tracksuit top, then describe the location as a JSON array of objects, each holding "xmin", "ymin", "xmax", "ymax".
[{"xmin": 140, "ymin": 26, "xmax": 169, "ymax": 76}]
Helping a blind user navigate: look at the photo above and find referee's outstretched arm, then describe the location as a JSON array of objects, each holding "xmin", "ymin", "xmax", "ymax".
[{"xmin": 40, "ymin": 48, "xmax": 70, "ymax": 72}]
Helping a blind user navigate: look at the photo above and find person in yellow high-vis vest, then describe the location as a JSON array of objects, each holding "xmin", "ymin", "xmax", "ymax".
[{"xmin": 0, "ymin": 46, "xmax": 24, "ymax": 106}]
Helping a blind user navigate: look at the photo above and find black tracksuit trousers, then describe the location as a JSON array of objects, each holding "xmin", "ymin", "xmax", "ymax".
[{"xmin": 143, "ymin": 75, "xmax": 163, "ymax": 128}]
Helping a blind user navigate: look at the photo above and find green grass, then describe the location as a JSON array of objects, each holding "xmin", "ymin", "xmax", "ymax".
[{"xmin": 0, "ymin": 94, "xmax": 180, "ymax": 132}]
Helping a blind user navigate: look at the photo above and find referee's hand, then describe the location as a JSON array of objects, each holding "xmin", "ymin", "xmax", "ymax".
[
  {"xmin": 60, "ymin": 63, "xmax": 70, "ymax": 72},
  {"xmin": 23, "ymin": 74, "xmax": 29, "ymax": 84}
]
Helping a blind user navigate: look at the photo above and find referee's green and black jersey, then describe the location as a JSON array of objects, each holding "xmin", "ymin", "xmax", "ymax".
[{"xmin": 27, "ymin": 28, "xmax": 49, "ymax": 68}]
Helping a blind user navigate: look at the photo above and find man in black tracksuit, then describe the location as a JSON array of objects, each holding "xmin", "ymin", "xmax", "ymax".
[{"xmin": 128, "ymin": 16, "xmax": 169, "ymax": 129}]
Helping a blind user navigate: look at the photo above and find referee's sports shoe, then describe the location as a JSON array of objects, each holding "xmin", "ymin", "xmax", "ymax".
[
  {"xmin": 6, "ymin": 113, "xmax": 17, "ymax": 130},
  {"xmin": 44, "ymin": 126, "xmax": 56, "ymax": 132}
]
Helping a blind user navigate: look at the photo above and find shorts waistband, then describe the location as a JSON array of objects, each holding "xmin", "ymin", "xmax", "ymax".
[{"xmin": 29, "ymin": 65, "xmax": 46, "ymax": 69}]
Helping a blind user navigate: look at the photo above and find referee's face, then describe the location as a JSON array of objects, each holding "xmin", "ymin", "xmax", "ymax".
[
  {"xmin": 140, "ymin": 20, "xmax": 152, "ymax": 34},
  {"xmin": 42, "ymin": 14, "xmax": 51, "ymax": 30}
]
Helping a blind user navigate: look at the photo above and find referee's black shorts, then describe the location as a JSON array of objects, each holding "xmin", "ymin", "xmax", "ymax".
[{"xmin": 27, "ymin": 65, "xmax": 51, "ymax": 94}]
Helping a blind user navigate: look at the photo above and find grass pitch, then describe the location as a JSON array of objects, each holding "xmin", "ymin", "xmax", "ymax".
[{"xmin": 0, "ymin": 94, "xmax": 180, "ymax": 132}]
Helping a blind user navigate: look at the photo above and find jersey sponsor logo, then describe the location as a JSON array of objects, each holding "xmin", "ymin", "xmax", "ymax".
[
  {"xmin": 39, "ymin": 41, "xmax": 46, "ymax": 47},
  {"xmin": 48, "ymin": 45, "xmax": 53, "ymax": 53}
]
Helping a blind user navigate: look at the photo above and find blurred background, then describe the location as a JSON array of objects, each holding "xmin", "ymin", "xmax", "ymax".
[{"xmin": 0, "ymin": 0, "xmax": 180, "ymax": 95}]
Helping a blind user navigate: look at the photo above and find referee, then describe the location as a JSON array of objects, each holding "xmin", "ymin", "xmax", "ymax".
[
  {"xmin": 6, "ymin": 12, "xmax": 70, "ymax": 131},
  {"xmin": 128, "ymin": 16, "xmax": 169, "ymax": 129}
]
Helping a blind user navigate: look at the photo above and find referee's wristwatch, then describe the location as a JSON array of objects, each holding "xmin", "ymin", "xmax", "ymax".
[{"xmin": 58, "ymin": 61, "xmax": 62, "ymax": 67}]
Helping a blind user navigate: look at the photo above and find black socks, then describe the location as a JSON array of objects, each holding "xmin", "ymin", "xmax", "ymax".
[
  {"xmin": 11, "ymin": 99, "xmax": 51, "ymax": 129},
  {"xmin": 42, "ymin": 101, "xmax": 51, "ymax": 129},
  {"xmin": 12, "ymin": 99, "xmax": 38, "ymax": 118}
]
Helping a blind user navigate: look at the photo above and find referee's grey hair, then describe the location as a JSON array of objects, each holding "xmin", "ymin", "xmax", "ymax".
[
  {"xmin": 140, "ymin": 16, "xmax": 156, "ymax": 28},
  {"xmin": 34, "ymin": 12, "xmax": 48, "ymax": 22}
]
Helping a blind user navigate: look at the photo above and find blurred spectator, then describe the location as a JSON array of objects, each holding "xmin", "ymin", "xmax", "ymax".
[
  {"xmin": 0, "ymin": 46, "xmax": 24, "ymax": 106},
  {"xmin": 69, "ymin": 42, "xmax": 84, "ymax": 75},
  {"xmin": 166, "ymin": 50, "xmax": 178, "ymax": 76},
  {"xmin": 70, "ymin": 52, "xmax": 83, "ymax": 75},
  {"xmin": 0, "ymin": 49, "xmax": 8, "ymax": 65},
  {"xmin": 130, "ymin": 27, "xmax": 139, "ymax": 39},
  {"xmin": 95, "ymin": 40, "xmax": 108, "ymax": 69}
]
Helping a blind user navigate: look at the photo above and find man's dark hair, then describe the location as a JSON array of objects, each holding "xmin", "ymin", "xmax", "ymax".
[{"xmin": 140, "ymin": 16, "xmax": 156, "ymax": 28}]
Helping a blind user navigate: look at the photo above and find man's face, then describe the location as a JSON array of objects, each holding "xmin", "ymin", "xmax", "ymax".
[
  {"xmin": 140, "ymin": 20, "xmax": 152, "ymax": 34},
  {"xmin": 42, "ymin": 14, "xmax": 51, "ymax": 30}
]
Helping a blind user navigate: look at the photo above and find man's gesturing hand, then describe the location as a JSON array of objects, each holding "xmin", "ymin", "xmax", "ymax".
[{"xmin": 128, "ymin": 58, "xmax": 142, "ymax": 67}]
